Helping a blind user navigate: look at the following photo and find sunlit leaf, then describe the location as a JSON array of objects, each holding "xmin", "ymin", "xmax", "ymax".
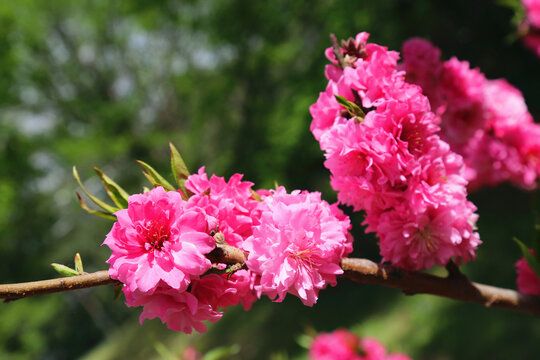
[
  {"xmin": 74, "ymin": 253, "xmax": 84, "ymax": 274},
  {"xmin": 73, "ymin": 166, "xmax": 119, "ymax": 214},
  {"xmin": 136, "ymin": 160, "xmax": 175, "ymax": 191},
  {"xmin": 169, "ymin": 142, "xmax": 190, "ymax": 189},
  {"xmin": 51, "ymin": 263, "xmax": 79, "ymax": 277},
  {"xmin": 93, "ymin": 167, "xmax": 129, "ymax": 209},
  {"xmin": 76, "ymin": 193, "xmax": 117, "ymax": 220}
]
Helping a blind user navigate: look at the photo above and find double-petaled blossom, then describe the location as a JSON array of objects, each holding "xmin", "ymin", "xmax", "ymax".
[
  {"xmin": 310, "ymin": 32, "xmax": 480, "ymax": 270},
  {"xmin": 103, "ymin": 187, "xmax": 215, "ymax": 294},
  {"xmin": 244, "ymin": 188, "xmax": 353, "ymax": 306},
  {"xmin": 103, "ymin": 168, "xmax": 354, "ymax": 332}
]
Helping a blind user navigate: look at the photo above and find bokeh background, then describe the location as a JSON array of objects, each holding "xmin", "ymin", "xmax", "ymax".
[{"xmin": 1, "ymin": 0, "xmax": 540, "ymax": 359}]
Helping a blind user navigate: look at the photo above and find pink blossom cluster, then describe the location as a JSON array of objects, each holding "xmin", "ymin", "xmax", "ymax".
[
  {"xmin": 103, "ymin": 168, "xmax": 352, "ymax": 333},
  {"xmin": 309, "ymin": 329, "xmax": 411, "ymax": 360},
  {"xmin": 310, "ymin": 32, "xmax": 480, "ymax": 270},
  {"xmin": 521, "ymin": 0, "xmax": 540, "ymax": 57},
  {"xmin": 515, "ymin": 249, "xmax": 540, "ymax": 295},
  {"xmin": 402, "ymin": 38, "xmax": 540, "ymax": 191}
]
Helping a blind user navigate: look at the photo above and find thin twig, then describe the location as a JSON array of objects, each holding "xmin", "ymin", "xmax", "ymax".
[
  {"xmin": 1, "ymin": 244, "xmax": 540, "ymax": 316},
  {"xmin": 330, "ymin": 33, "xmax": 346, "ymax": 70},
  {"xmin": 329, "ymin": 33, "xmax": 364, "ymax": 108}
]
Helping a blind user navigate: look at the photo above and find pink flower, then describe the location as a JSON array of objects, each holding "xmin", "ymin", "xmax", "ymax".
[
  {"xmin": 515, "ymin": 249, "xmax": 540, "ymax": 295},
  {"xmin": 309, "ymin": 329, "xmax": 362, "ymax": 360},
  {"xmin": 244, "ymin": 188, "xmax": 352, "ymax": 306},
  {"xmin": 309, "ymin": 330, "xmax": 412, "ymax": 360},
  {"xmin": 376, "ymin": 201, "xmax": 480, "ymax": 271},
  {"xmin": 402, "ymin": 38, "xmax": 540, "ymax": 191},
  {"xmin": 311, "ymin": 32, "xmax": 480, "ymax": 270},
  {"xmin": 401, "ymin": 38, "xmax": 442, "ymax": 100},
  {"xmin": 184, "ymin": 167, "xmax": 260, "ymax": 250},
  {"xmin": 522, "ymin": 33, "xmax": 540, "ymax": 58},
  {"xmin": 182, "ymin": 346, "xmax": 202, "ymax": 360},
  {"xmin": 103, "ymin": 187, "xmax": 215, "ymax": 294},
  {"xmin": 191, "ymin": 270, "xmax": 257, "ymax": 311},
  {"xmin": 524, "ymin": 0, "xmax": 540, "ymax": 28},
  {"xmin": 123, "ymin": 287, "xmax": 222, "ymax": 334}
]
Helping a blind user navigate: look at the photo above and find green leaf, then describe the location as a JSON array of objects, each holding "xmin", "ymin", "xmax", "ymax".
[
  {"xmin": 169, "ymin": 142, "xmax": 190, "ymax": 189},
  {"xmin": 153, "ymin": 341, "xmax": 176, "ymax": 360},
  {"xmin": 534, "ymin": 224, "xmax": 540, "ymax": 257},
  {"xmin": 296, "ymin": 334, "xmax": 313, "ymax": 349},
  {"xmin": 93, "ymin": 167, "xmax": 129, "ymax": 209},
  {"xmin": 334, "ymin": 95, "xmax": 365, "ymax": 119},
  {"xmin": 202, "ymin": 344, "xmax": 240, "ymax": 360},
  {"xmin": 76, "ymin": 193, "xmax": 117, "ymax": 220},
  {"xmin": 73, "ymin": 166, "xmax": 119, "ymax": 214},
  {"xmin": 250, "ymin": 189, "xmax": 262, "ymax": 202},
  {"xmin": 51, "ymin": 263, "xmax": 79, "ymax": 277},
  {"xmin": 136, "ymin": 160, "xmax": 175, "ymax": 191},
  {"xmin": 514, "ymin": 237, "xmax": 540, "ymax": 279},
  {"xmin": 74, "ymin": 253, "xmax": 84, "ymax": 274}
]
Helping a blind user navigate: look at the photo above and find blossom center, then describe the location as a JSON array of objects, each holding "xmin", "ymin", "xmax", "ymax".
[
  {"xmin": 140, "ymin": 220, "xmax": 170, "ymax": 251},
  {"xmin": 417, "ymin": 227, "xmax": 439, "ymax": 253},
  {"xmin": 289, "ymin": 248, "xmax": 316, "ymax": 269}
]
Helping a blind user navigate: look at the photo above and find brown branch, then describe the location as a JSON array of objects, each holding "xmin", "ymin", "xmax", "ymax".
[
  {"xmin": 0, "ymin": 271, "xmax": 116, "ymax": 301},
  {"xmin": 2, "ymin": 244, "xmax": 540, "ymax": 316},
  {"xmin": 340, "ymin": 258, "xmax": 540, "ymax": 316},
  {"xmin": 330, "ymin": 33, "xmax": 346, "ymax": 70}
]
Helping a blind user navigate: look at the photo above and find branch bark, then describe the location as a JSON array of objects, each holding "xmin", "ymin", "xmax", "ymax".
[{"xmin": 1, "ymin": 244, "xmax": 539, "ymax": 316}]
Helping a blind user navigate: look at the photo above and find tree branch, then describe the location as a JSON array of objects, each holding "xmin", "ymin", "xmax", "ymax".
[
  {"xmin": 1, "ymin": 271, "xmax": 116, "ymax": 301},
  {"xmin": 2, "ymin": 244, "xmax": 539, "ymax": 316}
]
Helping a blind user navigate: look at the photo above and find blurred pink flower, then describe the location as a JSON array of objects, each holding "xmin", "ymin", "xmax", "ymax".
[
  {"xmin": 515, "ymin": 249, "xmax": 540, "ymax": 295},
  {"xmin": 524, "ymin": 0, "xmax": 540, "ymax": 28},
  {"xmin": 309, "ymin": 330, "xmax": 412, "ymax": 360},
  {"xmin": 401, "ymin": 38, "xmax": 540, "ymax": 191}
]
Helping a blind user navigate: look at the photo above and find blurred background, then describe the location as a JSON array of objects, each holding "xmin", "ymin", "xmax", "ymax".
[{"xmin": 1, "ymin": 0, "xmax": 539, "ymax": 359}]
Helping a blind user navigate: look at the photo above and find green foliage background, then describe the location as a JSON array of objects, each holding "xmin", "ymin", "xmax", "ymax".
[{"xmin": 1, "ymin": 0, "xmax": 539, "ymax": 359}]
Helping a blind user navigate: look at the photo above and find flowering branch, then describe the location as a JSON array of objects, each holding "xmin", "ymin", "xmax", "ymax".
[{"xmin": 2, "ymin": 244, "xmax": 539, "ymax": 316}]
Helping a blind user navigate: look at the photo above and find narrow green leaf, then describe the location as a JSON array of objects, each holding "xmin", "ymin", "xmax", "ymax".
[
  {"xmin": 74, "ymin": 253, "xmax": 84, "ymax": 274},
  {"xmin": 202, "ymin": 344, "xmax": 240, "ymax": 360},
  {"xmin": 141, "ymin": 171, "xmax": 161, "ymax": 188},
  {"xmin": 296, "ymin": 334, "xmax": 313, "ymax": 350},
  {"xmin": 169, "ymin": 142, "xmax": 190, "ymax": 188},
  {"xmin": 142, "ymin": 186, "xmax": 151, "ymax": 193},
  {"xmin": 73, "ymin": 166, "xmax": 119, "ymax": 214},
  {"xmin": 93, "ymin": 167, "xmax": 129, "ymax": 209},
  {"xmin": 153, "ymin": 342, "xmax": 177, "ymax": 360},
  {"xmin": 51, "ymin": 263, "xmax": 79, "ymax": 277},
  {"xmin": 514, "ymin": 237, "xmax": 540, "ymax": 279},
  {"xmin": 136, "ymin": 160, "xmax": 175, "ymax": 191},
  {"xmin": 334, "ymin": 94, "xmax": 365, "ymax": 119},
  {"xmin": 250, "ymin": 189, "xmax": 262, "ymax": 202},
  {"xmin": 76, "ymin": 193, "xmax": 117, "ymax": 220},
  {"xmin": 533, "ymin": 222, "xmax": 540, "ymax": 258}
]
